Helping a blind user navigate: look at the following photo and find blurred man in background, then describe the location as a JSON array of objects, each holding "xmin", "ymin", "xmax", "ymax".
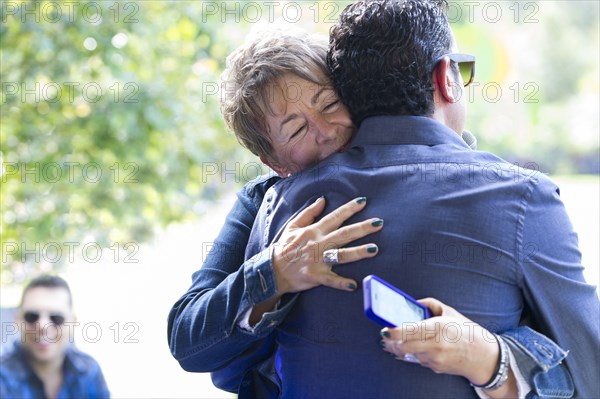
[{"xmin": 0, "ymin": 275, "xmax": 109, "ymax": 399}]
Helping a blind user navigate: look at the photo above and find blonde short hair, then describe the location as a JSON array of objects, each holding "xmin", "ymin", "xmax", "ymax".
[{"xmin": 220, "ymin": 28, "xmax": 329, "ymax": 159}]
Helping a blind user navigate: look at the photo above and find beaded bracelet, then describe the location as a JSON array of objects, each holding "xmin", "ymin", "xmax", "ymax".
[{"xmin": 470, "ymin": 334, "xmax": 510, "ymax": 391}]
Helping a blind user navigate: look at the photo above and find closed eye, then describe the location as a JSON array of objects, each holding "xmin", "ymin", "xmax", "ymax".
[
  {"xmin": 323, "ymin": 100, "xmax": 339, "ymax": 112},
  {"xmin": 290, "ymin": 125, "xmax": 307, "ymax": 140}
]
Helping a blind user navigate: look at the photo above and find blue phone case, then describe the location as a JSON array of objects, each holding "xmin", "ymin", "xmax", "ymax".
[{"xmin": 363, "ymin": 274, "xmax": 431, "ymax": 327}]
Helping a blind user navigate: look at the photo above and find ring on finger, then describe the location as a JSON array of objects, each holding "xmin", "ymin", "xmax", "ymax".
[
  {"xmin": 402, "ymin": 353, "xmax": 420, "ymax": 363},
  {"xmin": 322, "ymin": 248, "xmax": 340, "ymax": 264}
]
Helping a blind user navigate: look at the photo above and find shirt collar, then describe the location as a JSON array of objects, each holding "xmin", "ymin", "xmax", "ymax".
[
  {"xmin": 10, "ymin": 341, "xmax": 88, "ymax": 376},
  {"xmin": 349, "ymin": 115, "xmax": 470, "ymax": 149},
  {"xmin": 63, "ymin": 345, "xmax": 89, "ymax": 373},
  {"xmin": 9, "ymin": 341, "xmax": 33, "ymax": 379}
]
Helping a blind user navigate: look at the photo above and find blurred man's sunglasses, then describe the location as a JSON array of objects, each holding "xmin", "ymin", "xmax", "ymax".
[
  {"xmin": 23, "ymin": 311, "xmax": 66, "ymax": 326},
  {"xmin": 435, "ymin": 53, "xmax": 476, "ymax": 87}
]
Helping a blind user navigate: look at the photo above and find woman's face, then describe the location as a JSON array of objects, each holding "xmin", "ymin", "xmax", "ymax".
[{"xmin": 262, "ymin": 73, "xmax": 355, "ymax": 176}]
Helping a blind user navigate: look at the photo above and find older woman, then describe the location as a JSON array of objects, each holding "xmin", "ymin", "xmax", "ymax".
[{"xmin": 168, "ymin": 29, "xmax": 571, "ymax": 399}]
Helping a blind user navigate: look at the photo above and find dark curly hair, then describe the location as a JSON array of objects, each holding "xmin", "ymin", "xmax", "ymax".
[{"xmin": 328, "ymin": 0, "xmax": 453, "ymax": 126}]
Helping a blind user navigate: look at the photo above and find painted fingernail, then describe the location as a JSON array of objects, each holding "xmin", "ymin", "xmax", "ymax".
[
  {"xmin": 371, "ymin": 219, "xmax": 384, "ymax": 227},
  {"xmin": 355, "ymin": 197, "xmax": 367, "ymax": 204},
  {"xmin": 367, "ymin": 245, "xmax": 378, "ymax": 253},
  {"xmin": 380, "ymin": 330, "xmax": 390, "ymax": 338},
  {"xmin": 379, "ymin": 340, "xmax": 386, "ymax": 348},
  {"xmin": 347, "ymin": 283, "xmax": 357, "ymax": 291}
]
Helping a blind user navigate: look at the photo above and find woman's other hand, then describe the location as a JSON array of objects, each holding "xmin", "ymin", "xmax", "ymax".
[{"xmin": 380, "ymin": 298, "xmax": 510, "ymax": 388}]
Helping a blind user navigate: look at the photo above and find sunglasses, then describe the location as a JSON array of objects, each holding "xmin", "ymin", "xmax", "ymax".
[
  {"xmin": 23, "ymin": 311, "xmax": 66, "ymax": 326},
  {"xmin": 435, "ymin": 53, "xmax": 476, "ymax": 87}
]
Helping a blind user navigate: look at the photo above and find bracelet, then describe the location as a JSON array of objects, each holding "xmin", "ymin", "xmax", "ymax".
[{"xmin": 470, "ymin": 334, "xmax": 510, "ymax": 391}]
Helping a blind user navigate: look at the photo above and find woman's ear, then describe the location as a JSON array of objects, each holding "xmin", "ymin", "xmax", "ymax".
[
  {"xmin": 432, "ymin": 56, "xmax": 460, "ymax": 104},
  {"xmin": 260, "ymin": 155, "xmax": 288, "ymax": 177}
]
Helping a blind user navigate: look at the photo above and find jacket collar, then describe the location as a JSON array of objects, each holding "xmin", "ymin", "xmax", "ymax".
[{"xmin": 350, "ymin": 115, "xmax": 470, "ymax": 149}]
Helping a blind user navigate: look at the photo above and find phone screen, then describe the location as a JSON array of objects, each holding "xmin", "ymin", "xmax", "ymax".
[{"xmin": 371, "ymin": 279, "xmax": 426, "ymax": 326}]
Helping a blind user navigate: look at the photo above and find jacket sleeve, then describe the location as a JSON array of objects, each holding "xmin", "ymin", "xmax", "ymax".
[
  {"xmin": 497, "ymin": 326, "xmax": 573, "ymax": 399},
  {"xmin": 167, "ymin": 175, "xmax": 293, "ymax": 375},
  {"xmin": 517, "ymin": 176, "xmax": 600, "ymax": 399},
  {"xmin": 210, "ymin": 334, "xmax": 281, "ymax": 398}
]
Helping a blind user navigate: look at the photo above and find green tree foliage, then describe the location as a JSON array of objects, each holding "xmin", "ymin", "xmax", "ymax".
[
  {"xmin": 452, "ymin": 1, "xmax": 599, "ymax": 174},
  {"xmin": 1, "ymin": 1, "xmax": 259, "ymax": 280}
]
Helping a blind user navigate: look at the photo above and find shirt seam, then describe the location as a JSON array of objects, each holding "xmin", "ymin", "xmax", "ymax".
[{"xmin": 514, "ymin": 178, "xmax": 536, "ymax": 288}]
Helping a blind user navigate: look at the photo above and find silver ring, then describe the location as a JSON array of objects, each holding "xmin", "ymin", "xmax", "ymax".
[
  {"xmin": 322, "ymin": 249, "xmax": 339, "ymax": 264},
  {"xmin": 403, "ymin": 353, "xmax": 419, "ymax": 363}
]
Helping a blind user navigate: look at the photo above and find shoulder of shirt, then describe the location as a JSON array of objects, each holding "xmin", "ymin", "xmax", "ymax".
[
  {"xmin": 0, "ymin": 340, "xmax": 24, "ymax": 363},
  {"xmin": 65, "ymin": 345, "xmax": 102, "ymax": 374},
  {"xmin": 472, "ymin": 150, "xmax": 556, "ymax": 187},
  {"xmin": 0, "ymin": 342, "xmax": 29, "ymax": 378}
]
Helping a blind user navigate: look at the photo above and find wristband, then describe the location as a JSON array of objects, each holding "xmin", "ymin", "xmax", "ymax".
[{"xmin": 470, "ymin": 334, "xmax": 510, "ymax": 391}]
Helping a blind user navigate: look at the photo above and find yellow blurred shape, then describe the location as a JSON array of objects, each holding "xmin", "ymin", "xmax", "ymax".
[{"xmin": 75, "ymin": 102, "xmax": 91, "ymax": 118}]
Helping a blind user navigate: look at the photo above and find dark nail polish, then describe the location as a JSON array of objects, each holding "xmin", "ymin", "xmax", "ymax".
[
  {"xmin": 380, "ymin": 330, "xmax": 390, "ymax": 338},
  {"xmin": 347, "ymin": 283, "xmax": 357, "ymax": 291},
  {"xmin": 355, "ymin": 197, "xmax": 367, "ymax": 204},
  {"xmin": 371, "ymin": 219, "xmax": 384, "ymax": 227},
  {"xmin": 379, "ymin": 340, "xmax": 386, "ymax": 348},
  {"xmin": 367, "ymin": 245, "xmax": 378, "ymax": 253}
]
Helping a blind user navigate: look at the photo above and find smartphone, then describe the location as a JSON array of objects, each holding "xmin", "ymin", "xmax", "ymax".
[{"xmin": 363, "ymin": 275, "xmax": 431, "ymax": 327}]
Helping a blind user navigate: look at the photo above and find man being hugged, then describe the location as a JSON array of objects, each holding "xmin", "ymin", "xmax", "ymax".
[{"xmin": 243, "ymin": 0, "xmax": 599, "ymax": 398}]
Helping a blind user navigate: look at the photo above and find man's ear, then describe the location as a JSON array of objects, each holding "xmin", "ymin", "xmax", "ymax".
[
  {"xmin": 432, "ymin": 56, "xmax": 459, "ymax": 104},
  {"xmin": 260, "ymin": 155, "xmax": 288, "ymax": 177}
]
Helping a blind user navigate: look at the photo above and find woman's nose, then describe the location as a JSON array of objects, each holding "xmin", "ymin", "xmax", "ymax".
[{"xmin": 313, "ymin": 120, "xmax": 336, "ymax": 144}]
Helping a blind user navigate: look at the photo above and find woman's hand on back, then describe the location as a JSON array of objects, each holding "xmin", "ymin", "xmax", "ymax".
[{"xmin": 272, "ymin": 196, "xmax": 383, "ymax": 295}]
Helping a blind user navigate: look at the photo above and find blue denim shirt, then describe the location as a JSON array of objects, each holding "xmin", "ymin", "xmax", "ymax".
[
  {"xmin": 243, "ymin": 116, "xmax": 598, "ymax": 398},
  {"xmin": 0, "ymin": 341, "xmax": 110, "ymax": 399},
  {"xmin": 168, "ymin": 123, "xmax": 592, "ymax": 398}
]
